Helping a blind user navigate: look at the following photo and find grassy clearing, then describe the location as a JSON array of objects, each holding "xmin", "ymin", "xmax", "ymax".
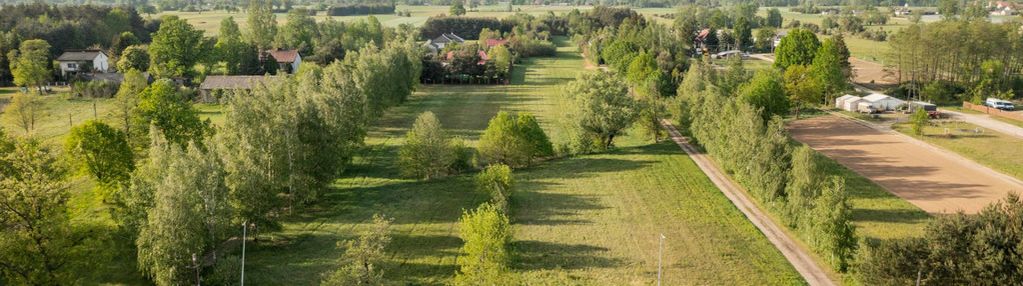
[
  {"xmin": 242, "ymin": 37, "xmax": 803, "ymax": 285},
  {"xmin": 893, "ymin": 120, "xmax": 1023, "ymax": 181}
]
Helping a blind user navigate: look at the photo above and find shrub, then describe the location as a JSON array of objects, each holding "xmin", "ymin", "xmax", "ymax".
[
  {"xmin": 476, "ymin": 164, "xmax": 513, "ymax": 213},
  {"xmin": 910, "ymin": 108, "xmax": 928, "ymax": 135},
  {"xmin": 323, "ymin": 214, "xmax": 392, "ymax": 285},
  {"xmin": 398, "ymin": 112, "xmax": 462, "ymax": 179},
  {"xmin": 477, "ymin": 111, "xmax": 554, "ymax": 167},
  {"xmin": 72, "ymin": 80, "xmax": 120, "ymax": 98},
  {"xmin": 454, "ymin": 203, "xmax": 512, "ymax": 286}
]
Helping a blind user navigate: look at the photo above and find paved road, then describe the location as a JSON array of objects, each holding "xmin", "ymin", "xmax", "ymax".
[
  {"xmin": 660, "ymin": 119, "xmax": 836, "ymax": 286},
  {"xmin": 790, "ymin": 115, "xmax": 1023, "ymax": 214},
  {"xmin": 939, "ymin": 108, "xmax": 1023, "ymax": 140}
]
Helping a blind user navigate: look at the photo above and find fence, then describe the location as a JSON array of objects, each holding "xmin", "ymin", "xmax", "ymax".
[{"xmin": 962, "ymin": 102, "xmax": 1023, "ymax": 122}]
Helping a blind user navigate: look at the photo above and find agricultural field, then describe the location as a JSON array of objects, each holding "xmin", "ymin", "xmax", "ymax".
[
  {"xmin": 894, "ymin": 120, "xmax": 1023, "ymax": 181},
  {"xmin": 160, "ymin": 5, "xmax": 678, "ymax": 35}
]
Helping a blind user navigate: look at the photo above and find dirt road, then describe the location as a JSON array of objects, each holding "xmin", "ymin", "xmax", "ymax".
[
  {"xmin": 661, "ymin": 119, "xmax": 836, "ymax": 286},
  {"xmin": 789, "ymin": 115, "xmax": 1023, "ymax": 214},
  {"xmin": 940, "ymin": 109, "xmax": 1023, "ymax": 140}
]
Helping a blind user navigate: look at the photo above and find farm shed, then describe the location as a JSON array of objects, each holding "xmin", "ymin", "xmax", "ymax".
[
  {"xmin": 836, "ymin": 94, "xmax": 859, "ymax": 108},
  {"xmin": 842, "ymin": 96, "xmax": 865, "ymax": 111},
  {"xmin": 909, "ymin": 101, "xmax": 937, "ymax": 112},
  {"xmin": 863, "ymin": 93, "xmax": 906, "ymax": 111}
]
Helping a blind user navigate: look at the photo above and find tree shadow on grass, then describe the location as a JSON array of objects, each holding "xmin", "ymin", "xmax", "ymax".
[
  {"xmin": 852, "ymin": 208, "xmax": 932, "ymax": 225},
  {"xmin": 510, "ymin": 240, "xmax": 624, "ymax": 271}
]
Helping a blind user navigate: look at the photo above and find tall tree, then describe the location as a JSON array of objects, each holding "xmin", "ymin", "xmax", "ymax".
[
  {"xmin": 737, "ymin": 70, "xmax": 789, "ymax": 121},
  {"xmin": 566, "ymin": 71, "xmax": 639, "ymax": 149},
  {"xmin": 766, "ymin": 8, "xmax": 783, "ymax": 28},
  {"xmin": 454, "ymin": 203, "xmax": 512, "ymax": 285},
  {"xmin": 133, "ymin": 79, "xmax": 209, "ymax": 147},
  {"xmin": 450, "ymin": 1, "xmax": 467, "ymax": 16},
  {"xmin": 477, "ymin": 111, "xmax": 554, "ymax": 167},
  {"xmin": 733, "ymin": 17, "xmax": 752, "ymax": 51},
  {"xmin": 783, "ymin": 64, "xmax": 819, "ymax": 118},
  {"xmin": 117, "ymin": 45, "xmax": 149, "ymax": 72},
  {"xmin": 773, "ymin": 28, "xmax": 820, "ymax": 70},
  {"xmin": 398, "ymin": 112, "xmax": 458, "ymax": 180},
  {"xmin": 275, "ymin": 9, "xmax": 318, "ymax": 55},
  {"xmin": 8, "ymin": 39, "xmax": 51, "ymax": 93},
  {"xmin": 0, "ymin": 140, "xmax": 80, "ymax": 285},
  {"xmin": 247, "ymin": 0, "xmax": 277, "ymax": 51},
  {"xmin": 64, "ymin": 120, "xmax": 134, "ymax": 194},
  {"xmin": 148, "ymin": 16, "xmax": 205, "ymax": 78},
  {"xmin": 136, "ymin": 141, "xmax": 231, "ymax": 286},
  {"xmin": 322, "ymin": 214, "xmax": 392, "ymax": 285},
  {"xmin": 215, "ymin": 17, "xmax": 258, "ymax": 75},
  {"xmin": 2, "ymin": 93, "xmax": 44, "ymax": 135},
  {"xmin": 810, "ymin": 39, "xmax": 848, "ymax": 105},
  {"xmin": 111, "ymin": 69, "xmax": 148, "ymax": 137}
]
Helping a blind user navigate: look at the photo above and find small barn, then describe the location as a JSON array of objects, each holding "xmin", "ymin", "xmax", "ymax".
[
  {"xmin": 835, "ymin": 94, "xmax": 859, "ymax": 109},
  {"xmin": 841, "ymin": 96, "xmax": 865, "ymax": 111},
  {"xmin": 862, "ymin": 93, "xmax": 906, "ymax": 111}
]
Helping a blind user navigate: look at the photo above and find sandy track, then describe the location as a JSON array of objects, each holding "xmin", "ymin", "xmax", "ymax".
[
  {"xmin": 661, "ymin": 119, "xmax": 836, "ymax": 286},
  {"xmin": 788, "ymin": 115, "xmax": 1023, "ymax": 214}
]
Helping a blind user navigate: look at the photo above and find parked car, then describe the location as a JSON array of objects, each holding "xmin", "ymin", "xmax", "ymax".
[{"xmin": 985, "ymin": 97, "xmax": 1016, "ymax": 111}]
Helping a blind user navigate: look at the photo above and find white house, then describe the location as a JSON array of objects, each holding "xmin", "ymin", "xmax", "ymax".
[
  {"xmin": 835, "ymin": 94, "xmax": 859, "ymax": 109},
  {"xmin": 263, "ymin": 49, "xmax": 301, "ymax": 74},
  {"xmin": 56, "ymin": 49, "xmax": 110, "ymax": 77},
  {"xmin": 862, "ymin": 93, "xmax": 906, "ymax": 111},
  {"xmin": 423, "ymin": 33, "xmax": 466, "ymax": 54},
  {"xmin": 842, "ymin": 96, "xmax": 866, "ymax": 112}
]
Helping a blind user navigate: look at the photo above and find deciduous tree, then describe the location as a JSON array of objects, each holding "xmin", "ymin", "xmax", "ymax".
[
  {"xmin": 398, "ymin": 112, "xmax": 459, "ymax": 180},
  {"xmin": 322, "ymin": 214, "xmax": 392, "ymax": 285},
  {"xmin": 64, "ymin": 120, "xmax": 134, "ymax": 194},
  {"xmin": 117, "ymin": 45, "xmax": 150, "ymax": 72},
  {"xmin": 773, "ymin": 28, "xmax": 820, "ymax": 70},
  {"xmin": 133, "ymin": 79, "xmax": 209, "ymax": 147},
  {"xmin": 478, "ymin": 111, "xmax": 554, "ymax": 167},
  {"xmin": 148, "ymin": 16, "xmax": 205, "ymax": 78},
  {"xmin": 566, "ymin": 71, "xmax": 638, "ymax": 150},
  {"xmin": 454, "ymin": 203, "xmax": 512, "ymax": 285},
  {"xmin": 738, "ymin": 70, "xmax": 789, "ymax": 121},
  {"xmin": 8, "ymin": 39, "xmax": 51, "ymax": 93},
  {"xmin": 247, "ymin": 0, "xmax": 277, "ymax": 51}
]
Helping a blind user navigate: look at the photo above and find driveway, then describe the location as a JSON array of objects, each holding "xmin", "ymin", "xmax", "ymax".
[
  {"xmin": 939, "ymin": 109, "xmax": 1023, "ymax": 140},
  {"xmin": 789, "ymin": 115, "xmax": 1023, "ymax": 214}
]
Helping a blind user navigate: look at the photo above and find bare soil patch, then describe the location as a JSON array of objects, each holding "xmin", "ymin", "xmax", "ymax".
[
  {"xmin": 788, "ymin": 115, "xmax": 1023, "ymax": 214},
  {"xmin": 850, "ymin": 57, "xmax": 898, "ymax": 90}
]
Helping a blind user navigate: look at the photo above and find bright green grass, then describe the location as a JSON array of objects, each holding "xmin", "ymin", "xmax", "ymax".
[
  {"xmin": 893, "ymin": 120, "xmax": 1023, "ymax": 181},
  {"xmin": 241, "ymin": 37, "xmax": 803, "ymax": 285},
  {"xmin": 0, "ymin": 92, "xmax": 118, "ymax": 145}
]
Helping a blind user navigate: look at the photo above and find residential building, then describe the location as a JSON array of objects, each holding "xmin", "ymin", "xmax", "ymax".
[{"xmin": 56, "ymin": 49, "xmax": 110, "ymax": 77}]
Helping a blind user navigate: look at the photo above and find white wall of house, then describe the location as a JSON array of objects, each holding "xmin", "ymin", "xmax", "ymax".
[
  {"xmin": 291, "ymin": 54, "xmax": 301, "ymax": 73},
  {"xmin": 93, "ymin": 53, "xmax": 109, "ymax": 72}
]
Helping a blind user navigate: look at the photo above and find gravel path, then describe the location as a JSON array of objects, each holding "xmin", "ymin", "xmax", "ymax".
[
  {"xmin": 661, "ymin": 119, "xmax": 836, "ymax": 286},
  {"xmin": 939, "ymin": 109, "xmax": 1023, "ymax": 140}
]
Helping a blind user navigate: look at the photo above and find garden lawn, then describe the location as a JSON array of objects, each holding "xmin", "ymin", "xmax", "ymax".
[
  {"xmin": 241, "ymin": 37, "xmax": 803, "ymax": 285},
  {"xmin": 894, "ymin": 120, "xmax": 1023, "ymax": 181}
]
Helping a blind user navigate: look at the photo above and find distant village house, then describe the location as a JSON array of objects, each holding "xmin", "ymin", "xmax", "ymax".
[
  {"xmin": 261, "ymin": 49, "xmax": 302, "ymax": 74},
  {"xmin": 57, "ymin": 49, "xmax": 110, "ymax": 77}
]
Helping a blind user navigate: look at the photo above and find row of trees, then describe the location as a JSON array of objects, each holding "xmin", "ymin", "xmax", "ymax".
[{"xmin": 675, "ymin": 60, "xmax": 858, "ymax": 271}]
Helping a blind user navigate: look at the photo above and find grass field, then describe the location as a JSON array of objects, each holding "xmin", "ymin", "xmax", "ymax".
[
  {"xmin": 160, "ymin": 5, "xmax": 677, "ymax": 35},
  {"xmin": 893, "ymin": 120, "xmax": 1023, "ymax": 181},
  {"xmin": 240, "ymin": 37, "xmax": 804, "ymax": 285}
]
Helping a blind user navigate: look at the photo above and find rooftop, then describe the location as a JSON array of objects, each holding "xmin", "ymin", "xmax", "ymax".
[{"xmin": 57, "ymin": 49, "xmax": 105, "ymax": 61}]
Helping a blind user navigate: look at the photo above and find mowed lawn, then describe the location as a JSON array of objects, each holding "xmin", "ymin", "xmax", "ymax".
[
  {"xmin": 893, "ymin": 120, "xmax": 1023, "ymax": 181},
  {"xmin": 242, "ymin": 39, "xmax": 803, "ymax": 285}
]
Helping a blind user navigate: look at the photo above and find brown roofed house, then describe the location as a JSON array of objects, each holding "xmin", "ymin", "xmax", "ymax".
[{"xmin": 261, "ymin": 49, "xmax": 302, "ymax": 74}]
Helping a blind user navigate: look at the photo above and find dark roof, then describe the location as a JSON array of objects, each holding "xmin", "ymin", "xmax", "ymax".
[
  {"xmin": 432, "ymin": 33, "xmax": 465, "ymax": 44},
  {"xmin": 265, "ymin": 49, "xmax": 300, "ymax": 63},
  {"xmin": 57, "ymin": 49, "xmax": 106, "ymax": 61},
  {"xmin": 199, "ymin": 76, "xmax": 274, "ymax": 90}
]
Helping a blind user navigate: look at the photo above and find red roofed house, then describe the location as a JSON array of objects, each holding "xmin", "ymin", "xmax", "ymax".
[
  {"xmin": 484, "ymin": 38, "xmax": 509, "ymax": 48},
  {"xmin": 262, "ymin": 49, "xmax": 302, "ymax": 74}
]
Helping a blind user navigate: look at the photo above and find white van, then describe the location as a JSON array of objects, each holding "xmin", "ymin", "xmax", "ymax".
[{"xmin": 985, "ymin": 98, "xmax": 1016, "ymax": 111}]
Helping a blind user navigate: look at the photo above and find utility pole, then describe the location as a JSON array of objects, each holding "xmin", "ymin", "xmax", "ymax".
[
  {"xmin": 658, "ymin": 233, "xmax": 665, "ymax": 286},
  {"xmin": 241, "ymin": 221, "xmax": 247, "ymax": 286}
]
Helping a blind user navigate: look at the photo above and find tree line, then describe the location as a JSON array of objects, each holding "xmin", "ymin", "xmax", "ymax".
[
  {"xmin": 888, "ymin": 19, "xmax": 1023, "ymax": 104},
  {"xmin": 0, "ymin": 27, "xmax": 422, "ymax": 286}
]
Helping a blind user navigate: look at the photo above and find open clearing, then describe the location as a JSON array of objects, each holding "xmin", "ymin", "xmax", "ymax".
[
  {"xmin": 788, "ymin": 115, "xmax": 1023, "ymax": 214},
  {"xmin": 892, "ymin": 120, "xmax": 1023, "ymax": 181},
  {"xmin": 239, "ymin": 38, "xmax": 803, "ymax": 285}
]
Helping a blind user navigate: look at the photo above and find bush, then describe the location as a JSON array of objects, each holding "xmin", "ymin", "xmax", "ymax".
[
  {"xmin": 72, "ymin": 80, "xmax": 120, "ymax": 98},
  {"xmin": 398, "ymin": 112, "xmax": 464, "ymax": 179},
  {"xmin": 477, "ymin": 111, "xmax": 554, "ymax": 167},
  {"xmin": 910, "ymin": 108, "xmax": 928, "ymax": 135},
  {"xmin": 475, "ymin": 164, "xmax": 513, "ymax": 213},
  {"xmin": 454, "ymin": 203, "xmax": 512, "ymax": 286},
  {"xmin": 323, "ymin": 214, "xmax": 392, "ymax": 285},
  {"xmin": 510, "ymin": 38, "xmax": 556, "ymax": 57}
]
